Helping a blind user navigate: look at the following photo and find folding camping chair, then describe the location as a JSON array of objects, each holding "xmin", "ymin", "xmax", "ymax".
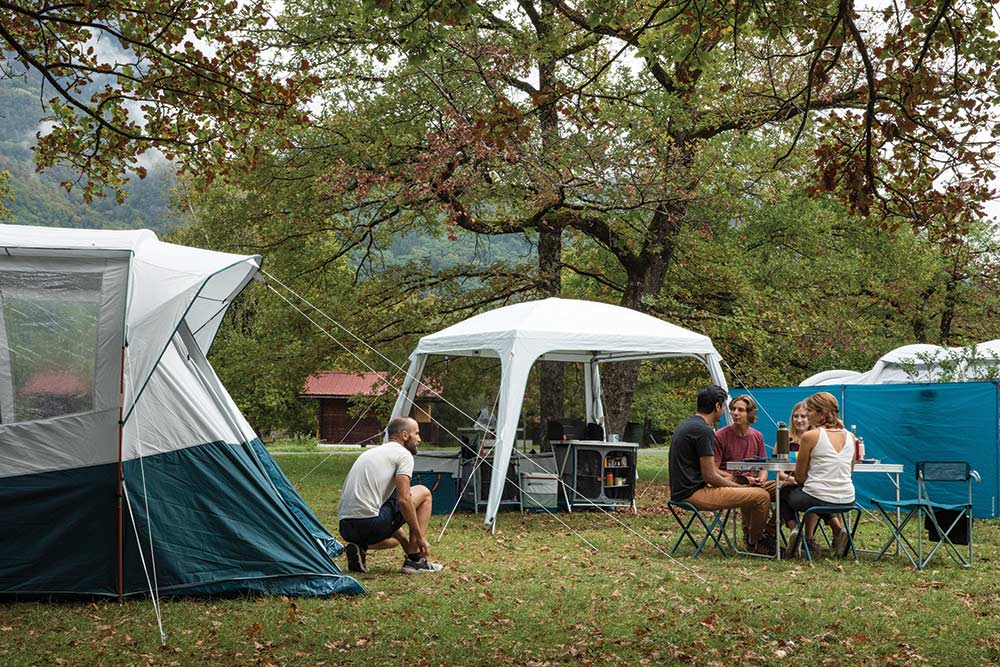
[
  {"xmin": 872, "ymin": 461, "xmax": 980, "ymax": 569},
  {"xmin": 667, "ymin": 501, "xmax": 734, "ymax": 558}
]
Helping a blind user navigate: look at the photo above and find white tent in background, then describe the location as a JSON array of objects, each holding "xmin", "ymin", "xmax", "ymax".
[
  {"xmin": 390, "ymin": 297, "xmax": 730, "ymax": 529},
  {"xmin": 800, "ymin": 340, "xmax": 1000, "ymax": 386}
]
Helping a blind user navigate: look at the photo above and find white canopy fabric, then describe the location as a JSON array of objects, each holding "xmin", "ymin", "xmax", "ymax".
[
  {"xmin": 800, "ymin": 340, "xmax": 1000, "ymax": 386},
  {"xmin": 390, "ymin": 297, "xmax": 729, "ymax": 528}
]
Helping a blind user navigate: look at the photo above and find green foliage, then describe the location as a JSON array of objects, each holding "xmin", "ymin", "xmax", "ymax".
[
  {"xmin": 0, "ymin": 77, "xmax": 185, "ymax": 231},
  {"xmin": 897, "ymin": 346, "xmax": 1000, "ymax": 384},
  {"xmin": 244, "ymin": 0, "xmax": 1000, "ymax": 436},
  {"xmin": 2, "ymin": 0, "xmax": 318, "ymax": 204}
]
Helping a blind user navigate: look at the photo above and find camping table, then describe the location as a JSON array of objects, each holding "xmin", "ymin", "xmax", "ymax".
[{"xmin": 725, "ymin": 460, "xmax": 904, "ymax": 560}]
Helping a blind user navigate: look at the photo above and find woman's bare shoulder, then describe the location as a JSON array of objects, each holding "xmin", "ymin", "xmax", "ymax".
[{"xmin": 799, "ymin": 429, "xmax": 820, "ymax": 447}]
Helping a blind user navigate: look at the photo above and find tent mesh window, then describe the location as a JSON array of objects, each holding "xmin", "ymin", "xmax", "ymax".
[{"xmin": 1, "ymin": 270, "xmax": 100, "ymax": 422}]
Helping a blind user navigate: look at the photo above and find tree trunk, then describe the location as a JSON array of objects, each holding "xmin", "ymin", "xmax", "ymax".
[
  {"xmin": 536, "ymin": 6, "xmax": 564, "ymax": 444},
  {"xmin": 938, "ymin": 269, "xmax": 959, "ymax": 344},
  {"xmin": 601, "ymin": 201, "xmax": 686, "ymax": 436},
  {"xmin": 538, "ymin": 222, "xmax": 564, "ymax": 441}
]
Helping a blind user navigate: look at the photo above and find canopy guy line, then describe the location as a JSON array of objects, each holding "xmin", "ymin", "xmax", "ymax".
[
  {"xmin": 721, "ymin": 360, "xmax": 781, "ymax": 435},
  {"xmin": 263, "ymin": 280, "xmax": 604, "ymax": 552},
  {"xmin": 634, "ymin": 433, "xmax": 666, "ymax": 501},
  {"xmin": 261, "ymin": 272, "xmax": 708, "ymax": 580}
]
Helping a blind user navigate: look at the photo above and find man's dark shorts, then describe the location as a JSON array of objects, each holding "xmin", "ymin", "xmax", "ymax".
[{"xmin": 339, "ymin": 498, "xmax": 405, "ymax": 547}]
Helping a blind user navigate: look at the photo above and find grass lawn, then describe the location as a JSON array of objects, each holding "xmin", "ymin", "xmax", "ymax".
[{"xmin": 2, "ymin": 451, "xmax": 999, "ymax": 666}]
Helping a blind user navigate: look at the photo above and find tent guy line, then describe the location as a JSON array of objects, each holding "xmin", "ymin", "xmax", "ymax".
[
  {"xmin": 260, "ymin": 272, "xmax": 709, "ymax": 582},
  {"xmin": 436, "ymin": 388, "xmax": 505, "ymax": 543},
  {"xmin": 123, "ymin": 482, "xmax": 166, "ymax": 644},
  {"xmin": 294, "ymin": 392, "xmax": 386, "ymax": 486},
  {"xmin": 123, "ymin": 345, "xmax": 166, "ymax": 645},
  {"xmin": 260, "ymin": 269, "xmax": 507, "ymax": 441}
]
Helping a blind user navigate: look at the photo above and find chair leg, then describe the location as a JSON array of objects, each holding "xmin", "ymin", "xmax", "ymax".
[
  {"xmin": 845, "ymin": 508, "xmax": 862, "ymax": 561},
  {"xmin": 694, "ymin": 509, "xmax": 732, "ymax": 558},
  {"xmin": 921, "ymin": 509, "xmax": 973, "ymax": 568},
  {"xmin": 668, "ymin": 506, "xmax": 701, "ymax": 555},
  {"xmin": 668, "ymin": 505, "xmax": 731, "ymax": 558},
  {"xmin": 874, "ymin": 505, "xmax": 922, "ymax": 568},
  {"xmin": 816, "ymin": 520, "xmax": 831, "ymax": 547}
]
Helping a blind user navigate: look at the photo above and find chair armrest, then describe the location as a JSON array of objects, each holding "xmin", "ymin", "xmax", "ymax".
[{"xmin": 971, "ymin": 470, "xmax": 982, "ymax": 484}]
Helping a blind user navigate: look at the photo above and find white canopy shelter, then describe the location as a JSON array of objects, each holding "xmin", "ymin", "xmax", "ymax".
[{"xmin": 390, "ymin": 297, "xmax": 729, "ymax": 529}]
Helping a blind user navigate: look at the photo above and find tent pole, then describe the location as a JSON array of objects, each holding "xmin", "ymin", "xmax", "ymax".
[{"xmin": 117, "ymin": 343, "xmax": 126, "ymax": 603}]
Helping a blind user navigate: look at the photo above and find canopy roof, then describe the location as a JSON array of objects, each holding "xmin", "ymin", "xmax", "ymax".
[
  {"xmin": 415, "ymin": 297, "xmax": 721, "ymax": 362},
  {"xmin": 395, "ymin": 297, "xmax": 729, "ymax": 528}
]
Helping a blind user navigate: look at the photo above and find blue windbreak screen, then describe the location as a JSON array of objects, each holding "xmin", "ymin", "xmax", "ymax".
[{"xmin": 728, "ymin": 383, "xmax": 998, "ymax": 517}]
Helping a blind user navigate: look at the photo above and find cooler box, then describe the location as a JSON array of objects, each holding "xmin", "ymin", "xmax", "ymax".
[
  {"xmin": 412, "ymin": 470, "xmax": 459, "ymax": 515},
  {"xmin": 521, "ymin": 473, "xmax": 559, "ymax": 512}
]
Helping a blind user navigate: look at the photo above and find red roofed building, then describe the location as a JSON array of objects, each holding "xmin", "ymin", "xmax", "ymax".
[{"xmin": 301, "ymin": 371, "xmax": 439, "ymax": 444}]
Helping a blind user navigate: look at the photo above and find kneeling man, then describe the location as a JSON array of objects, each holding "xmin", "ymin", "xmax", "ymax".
[{"xmin": 338, "ymin": 416, "xmax": 443, "ymax": 574}]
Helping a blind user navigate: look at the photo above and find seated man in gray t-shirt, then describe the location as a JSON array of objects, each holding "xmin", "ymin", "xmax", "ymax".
[{"xmin": 338, "ymin": 415, "xmax": 443, "ymax": 574}]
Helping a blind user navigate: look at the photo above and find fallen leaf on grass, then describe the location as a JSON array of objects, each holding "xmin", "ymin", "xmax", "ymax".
[{"xmin": 912, "ymin": 581, "xmax": 943, "ymax": 590}]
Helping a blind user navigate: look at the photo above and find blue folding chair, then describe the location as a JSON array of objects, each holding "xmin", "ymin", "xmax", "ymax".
[
  {"xmin": 667, "ymin": 500, "xmax": 734, "ymax": 558},
  {"xmin": 872, "ymin": 461, "xmax": 980, "ymax": 569}
]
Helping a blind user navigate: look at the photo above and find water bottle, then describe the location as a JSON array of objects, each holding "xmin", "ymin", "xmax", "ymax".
[
  {"xmin": 850, "ymin": 425, "xmax": 860, "ymax": 461},
  {"xmin": 775, "ymin": 421, "xmax": 789, "ymax": 459}
]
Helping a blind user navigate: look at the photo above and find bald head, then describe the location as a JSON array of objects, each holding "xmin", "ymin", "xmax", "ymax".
[
  {"xmin": 388, "ymin": 416, "xmax": 418, "ymax": 439},
  {"xmin": 387, "ymin": 416, "xmax": 421, "ymax": 453}
]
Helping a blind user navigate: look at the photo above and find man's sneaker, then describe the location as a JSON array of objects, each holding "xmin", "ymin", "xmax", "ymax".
[
  {"xmin": 784, "ymin": 527, "xmax": 801, "ymax": 559},
  {"xmin": 833, "ymin": 529, "xmax": 851, "ymax": 558},
  {"xmin": 345, "ymin": 543, "xmax": 367, "ymax": 573},
  {"xmin": 401, "ymin": 556, "xmax": 444, "ymax": 574}
]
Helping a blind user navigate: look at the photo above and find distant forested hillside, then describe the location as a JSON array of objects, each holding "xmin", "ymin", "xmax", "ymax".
[{"xmin": 0, "ymin": 74, "xmax": 185, "ymax": 233}]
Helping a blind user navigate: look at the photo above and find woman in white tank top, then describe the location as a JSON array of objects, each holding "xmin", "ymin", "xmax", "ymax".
[{"xmin": 777, "ymin": 392, "xmax": 856, "ymax": 557}]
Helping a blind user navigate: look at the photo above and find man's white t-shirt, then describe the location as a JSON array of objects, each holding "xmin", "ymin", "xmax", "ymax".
[{"xmin": 337, "ymin": 441, "xmax": 415, "ymax": 520}]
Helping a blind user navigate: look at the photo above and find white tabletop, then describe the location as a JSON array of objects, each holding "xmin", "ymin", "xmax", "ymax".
[{"xmin": 726, "ymin": 460, "xmax": 903, "ymax": 474}]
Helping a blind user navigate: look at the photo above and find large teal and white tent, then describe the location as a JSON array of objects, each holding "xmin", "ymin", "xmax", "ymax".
[{"xmin": 0, "ymin": 225, "xmax": 363, "ymax": 598}]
